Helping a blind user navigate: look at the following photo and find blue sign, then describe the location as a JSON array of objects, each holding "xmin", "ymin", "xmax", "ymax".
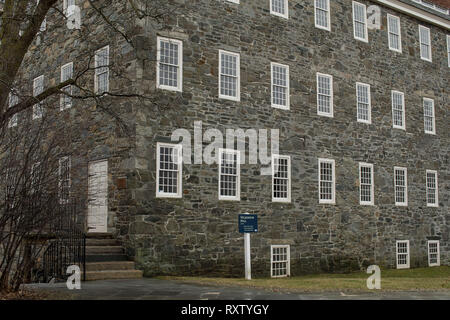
[{"xmin": 239, "ymin": 214, "xmax": 258, "ymax": 233}]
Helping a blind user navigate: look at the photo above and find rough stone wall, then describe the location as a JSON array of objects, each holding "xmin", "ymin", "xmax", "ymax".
[{"xmin": 130, "ymin": 0, "xmax": 449, "ymax": 277}]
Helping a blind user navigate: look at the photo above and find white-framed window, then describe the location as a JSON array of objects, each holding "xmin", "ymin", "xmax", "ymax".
[
  {"xmin": 156, "ymin": 143, "xmax": 182, "ymax": 198},
  {"xmin": 396, "ymin": 240, "xmax": 410, "ymax": 269},
  {"xmin": 32, "ymin": 75, "xmax": 44, "ymax": 120},
  {"xmin": 218, "ymin": 50, "xmax": 240, "ymax": 101},
  {"xmin": 315, "ymin": 0, "xmax": 330, "ymax": 31},
  {"xmin": 359, "ymin": 163, "xmax": 374, "ymax": 205},
  {"xmin": 272, "ymin": 155, "xmax": 291, "ymax": 203},
  {"xmin": 447, "ymin": 35, "xmax": 450, "ymax": 67},
  {"xmin": 226, "ymin": 0, "xmax": 239, "ymax": 3},
  {"xmin": 316, "ymin": 73, "xmax": 333, "ymax": 117},
  {"xmin": 271, "ymin": 245, "xmax": 290, "ymax": 278},
  {"xmin": 356, "ymin": 82, "xmax": 371, "ymax": 124},
  {"xmin": 31, "ymin": 162, "xmax": 41, "ymax": 194},
  {"xmin": 270, "ymin": 0, "xmax": 288, "ymax": 19},
  {"xmin": 394, "ymin": 167, "xmax": 408, "ymax": 206},
  {"xmin": 318, "ymin": 158, "xmax": 335, "ymax": 204},
  {"xmin": 218, "ymin": 149, "xmax": 240, "ymax": 201},
  {"xmin": 63, "ymin": 0, "xmax": 76, "ymax": 16},
  {"xmin": 60, "ymin": 62, "xmax": 73, "ymax": 110},
  {"xmin": 426, "ymin": 170, "xmax": 438, "ymax": 207},
  {"xmin": 391, "ymin": 90, "xmax": 405, "ymax": 130},
  {"xmin": 156, "ymin": 37, "xmax": 183, "ymax": 92},
  {"xmin": 59, "ymin": 156, "xmax": 71, "ymax": 204},
  {"xmin": 8, "ymin": 93, "xmax": 18, "ymax": 128},
  {"xmin": 387, "ymin": 14, "xmax": 402, "ymax": 53},
  {"xmin": 419, "ymin": 25, "xmax": 432, "ymax": 62},
  {"xmin": 271, "ymin": 62, "xmax": 289, "ymax": 110},
  {"xmin": 352, "ymin": 1, "xmax": 368, "ymax": 42},
  {"xmin": 95, "ymin": 46, "xmax": 109, "ymax": 94},
  {"xmin": 37, "ymin": 0, "xmax": 46, "ymax": 32},
  {"xmin": 428, "ymin": 241, "xmax": 440, "ymax": 267},
  {"xmin": 423, "ymin": 98, "xmax": 435, "ymax": 134}
]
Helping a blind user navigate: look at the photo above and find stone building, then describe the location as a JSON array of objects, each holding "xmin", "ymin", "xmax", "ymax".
[{"xmin": 8, "ymin": 0, "xmax": 450, "ymax": 278}]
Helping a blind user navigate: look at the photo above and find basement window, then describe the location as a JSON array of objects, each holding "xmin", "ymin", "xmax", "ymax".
[
  {"xmin": 392, "ymin": 90, "xmax": 405, "ymax": 130},
  {"xmin": 419, "ymin": 25, "xmax": 432, "ymax": 62},
  {"xmin": 219, "ymin": 50, "xmax": 240, "ymax": 101},
  {"xmin": 426, "ymin": 170, "xmax": 438, "ymax": 207},
  {"xmin": 428, "ymin": 241, "xmax": 440, "ymax": 267},
  {"xmin": 60, "ymin": 62, "xmax": 73, "ymax": 110},
  {"xmin": 272, "ymin": 155, "xmax": 291, "ymax": 203},
  {"xmin": 359, "ymin": 163, "xmax": 374, "ymax": 206},
  {"xmin": 387, "ymin": 14, "xmax": 402, "ymax": 53},
  {"xmin": 356, "ymin": 82, "xmax": 371, "ymax": 124},
  {"xmin": 396, "ymin": 240, "xmax": 410, "ymax": 269},
  {"xmin": 318, "ymin": 158, "xmax": 335, "ymax": 204},
  {"xmin": 315, "ymin": 0, "xmax": 330, "ymax": 31},
  {"xmin": 95, "ymin": 46, "xmax": 109, "ymax": 94},
  {"xmin": 218, "ymin": 149, "xmax": 240, "ymax": 201},
  {"xmin": 316, "ymin": 73, "xmax": 333, "ymax": 117},
  {"xmin": 394, "ymin": 167, "xmax": 408, "ymax": 206},
  {"xmin": 32, "ymin": 75, "xmax": 44, "ymax": 120},
  {"xmin": 270, "ymin": 0, "xmax": 288, "ymax": 19},
  {"xmin": 271, "ymin": 245, "xmax": 290, "ymax": 278},
  {"xmin": 271, "ymin": 62, "xmax": 289, "ymax": 110},
  {"xmin": 157, "ymin": 37, "xmax": 183, "ymax": 92},
  {"xmin": 423, "ymin": 98, "xmax": 435, "ymax": 134},
  {"xmin": 352, "ymin": 1, "xmax": 368, "ymax": 42},
  {"xmin": 156, "ymin": 143, "xmax": 182, "ymax": 198}
]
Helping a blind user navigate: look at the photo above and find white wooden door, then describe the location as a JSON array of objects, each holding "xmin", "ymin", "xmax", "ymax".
[{"xmin": 88, "ymin": 160, "xmax": 108, "ymax": 233}]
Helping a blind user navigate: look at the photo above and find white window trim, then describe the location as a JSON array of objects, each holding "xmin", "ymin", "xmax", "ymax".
[
  {"xmin": 218, "ymin": 148, "xmax": 240, "ymax": 201},
  {"xmin": 391, "ymin": 90, "xmax": 406, "ymax": 130},
  {"xmin": 63, "ymin": 0, "xmax": 76, "ymax": 16},
  {"xmin": 396, "ymin": 240, "xmax": 410, "ymax": 269},
  {"xmin": 58, "ymin": 156, "xmax": 71, "ymax": 205},
  {"xmin": 426, "ymin": 170, "xmax": 438, "ymax": 207},
  {"xmin": 423, "ymin": 98, "xmax": 436, "ymax": 135},
  {"xmin": 314, "ymin": 0, "xmax": 331, "ymax": 31},
  {"xmin": 394, "ymin": 166, "xmax": 408, "ymax": 206},
  {"xmin": 271, "ymin": 62, "xmax": 290, "ymax": 110},
  {"xmin": 387, "ymin": 14, "xmax": 402, "ymax": 53},
  {"xmin": 418, "ymin": 25, "xmax": 432, "ymax": 61},
  {"xmin": 318, "ymin": 158, "xmax": 335, "ymax": 205},
  {"xmin": 270, "ymin": 0, "xmax": 289, "ymax": 19},
  {"xmin": 352, "ymin": 1, "xmax": 368, "ymax": 43},
  {"xmin": 60, "ymin": 62, "xmax": 73, "ymax": 111},
  {"xmin": 32, "ymin": 75, "xmax": 44, "ymax": 120},
  {"xmin": 156, "ymin": 37, "xmax": 183, "ymax": 92},
  {"xmin": 427, "ymin": 240, "xmax": 440, "ymax": 267},
  {"xmin": 218, "ymin": 50, "xmax": 240, "ymax": 102},
  {"xmin": 270, "ymin": 245, "xmax": 290, "ymax": 278},
  {"xmin": 8, "ymin": 94, "xmax": 18, "ymax": 128},
  {"xmin": 447, "ymin": 35, "xmax": 450, "ymax": 68},
  {"xmin": 226, "ymin": 0, "xmax": 239, "ymax": 3},
  {"xmin": 94, "ymin": 45, "xmax": 110, "ymax": 94},
  {"xmin": 156, "ymin": 142, "xmax": 183, "ymax": 198},
  {"xmin": 272, "ymin": 154, "xmax": 291, "ymax": 203},
  {"xmin": 359, "ymin": 162, "xmax": 374, "ymax": 206},
  {"xmin": 316, "ymin": 73, "xmax": 334, "ymax": 118},
  {"xmin": 419, "ymin": 25, "xmax": 432, "ymax": 62},
  {"xmin": 356, "ymin": 82, "xmax": 372, "ymax": 124}
]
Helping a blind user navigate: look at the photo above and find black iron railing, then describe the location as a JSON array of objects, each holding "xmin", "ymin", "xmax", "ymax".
[{"xmin": 42, "ymin": 202, "xmax": 86, "ymax": 283}]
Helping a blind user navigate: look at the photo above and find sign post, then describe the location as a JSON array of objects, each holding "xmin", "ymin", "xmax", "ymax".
[{"xmin": 238, "ymin": 213, "xmax": 258, "ymax": 280}]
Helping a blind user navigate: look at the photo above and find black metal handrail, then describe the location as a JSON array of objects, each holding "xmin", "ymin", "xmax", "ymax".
[{"xmin": 42, "ymin": 202, "xmax": 86, "ymax": 283}]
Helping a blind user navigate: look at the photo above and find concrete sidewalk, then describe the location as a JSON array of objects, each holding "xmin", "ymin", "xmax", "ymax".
[{"xmin": 27, "ymin": 278, "xmax": 450, "ymax": 300}]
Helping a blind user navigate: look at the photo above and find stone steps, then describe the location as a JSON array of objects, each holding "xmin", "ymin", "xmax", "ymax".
[
  {"xmin": 85, "ymin": 270, "xmax": 143, "ymax": 281},
  {"xmin": 83, "ymin": 233, "xmax": 142, "ymax": 281}
]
